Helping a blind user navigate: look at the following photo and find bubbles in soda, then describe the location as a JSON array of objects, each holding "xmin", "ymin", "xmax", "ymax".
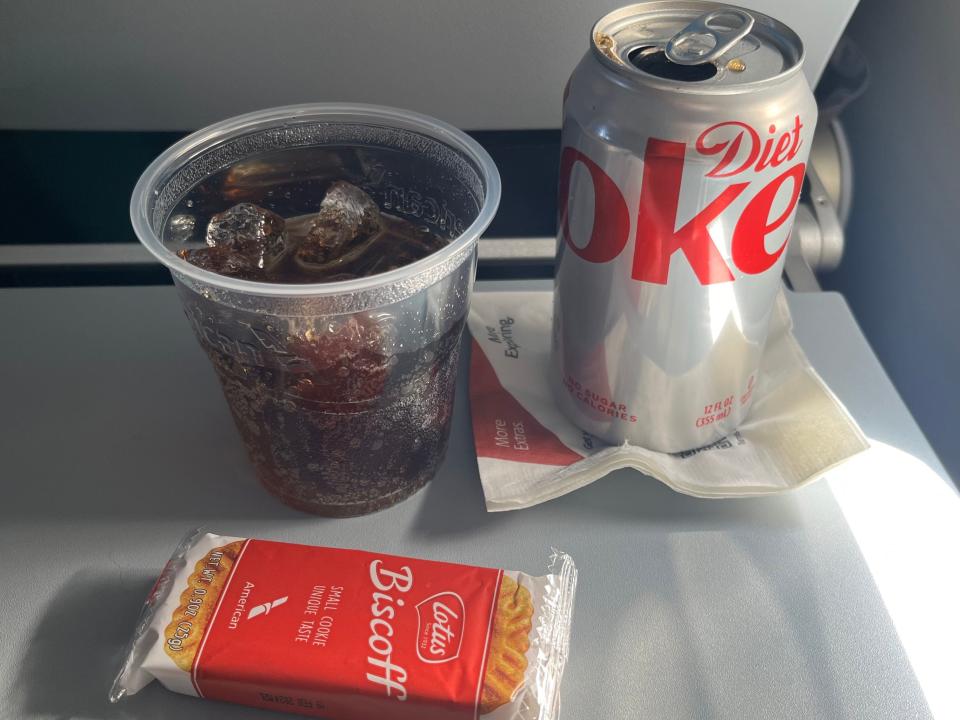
[{"xmin": 163, "ymin": 145, "xmax": 463, "ymax": 516}]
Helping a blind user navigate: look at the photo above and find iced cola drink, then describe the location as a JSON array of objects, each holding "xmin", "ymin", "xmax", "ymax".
[{"xmin": 131, "ymin": 105, "xmax": 500, "ymax": 516}]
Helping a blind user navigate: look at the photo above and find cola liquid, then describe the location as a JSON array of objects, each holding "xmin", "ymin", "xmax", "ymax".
[
  {"xmin": 163, "ymin": 146, "xmax": 463, "ymax": 516},
  {"xmin": 186, "ymin": 300, "xmax": 463, "ymax": 516}
]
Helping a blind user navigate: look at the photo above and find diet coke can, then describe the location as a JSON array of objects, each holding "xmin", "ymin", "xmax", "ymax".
[{"xmin": 552, "ymin": 2, "xmax": 817, "ymax": 452}]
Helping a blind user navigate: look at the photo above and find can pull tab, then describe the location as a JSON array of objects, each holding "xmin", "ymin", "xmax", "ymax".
[{"xmin": 665, "ymin": 9, "xmax": 754, "ymax": 66}]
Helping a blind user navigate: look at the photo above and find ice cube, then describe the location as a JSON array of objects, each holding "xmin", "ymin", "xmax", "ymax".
[
  {"xmin": 166, "ymin": 213, "xmax": 197, "ymax": 244},
  {"xmin": 296, "ymin": 182, "xmax": 382, "ymax": 265},
  {"xmin": 205, "ymin": 203, "xmax": 287, "ymax": 270},
  {"xmin": 177, "ymin": 246, "xmax": 263, "ymax": 280}
]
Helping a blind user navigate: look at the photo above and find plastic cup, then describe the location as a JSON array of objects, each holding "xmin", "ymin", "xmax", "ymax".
[{"xmin": 131, "ymin": 104, "xmax": 500, "ymax": 516}]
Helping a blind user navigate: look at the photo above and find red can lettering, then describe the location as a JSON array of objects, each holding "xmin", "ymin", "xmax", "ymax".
[
  {"xmin": 560, "ymin": 117, "xmax": 807, "ymax": 286},
  {"xmin": 558, "ymin": 146, "xmax": 630, "ymax": 263}
]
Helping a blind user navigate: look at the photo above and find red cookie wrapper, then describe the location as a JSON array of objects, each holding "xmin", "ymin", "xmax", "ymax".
[{"xmin": 111, "ymin": 530, "xmax": 577, "ymax": 720}]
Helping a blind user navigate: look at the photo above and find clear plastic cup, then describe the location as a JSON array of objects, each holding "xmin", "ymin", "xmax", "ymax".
[{"xmin": 131, "ymin": 104, "xmax": 500, "ymax": 516}]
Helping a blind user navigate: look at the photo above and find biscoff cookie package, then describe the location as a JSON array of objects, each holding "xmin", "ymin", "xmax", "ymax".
[{"xmin": 111, "ymin": 530, "xmax": 577, "ymax": 720}]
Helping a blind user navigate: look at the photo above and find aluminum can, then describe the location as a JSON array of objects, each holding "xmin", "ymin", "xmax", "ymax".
[{"xmin": 552, "ymin": 1, "xmax": 817, "ymax": 451}]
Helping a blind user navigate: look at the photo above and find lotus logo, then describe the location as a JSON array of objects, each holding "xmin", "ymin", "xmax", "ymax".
[{"xmin": 416, "ymin": 592, "xmax": 465, "ymax": 663}]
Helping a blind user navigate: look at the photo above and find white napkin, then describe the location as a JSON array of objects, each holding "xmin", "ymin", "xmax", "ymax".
[{"xmin": 467, "ymin": 289, "xmax": 869, "ymax": 511}]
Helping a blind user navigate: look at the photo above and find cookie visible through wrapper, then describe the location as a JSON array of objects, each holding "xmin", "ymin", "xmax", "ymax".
[
  {"xmin": 111, "ymin": 531, "xmax": 577, "ymax": 720},
  {"xmin": 163, "ymin": 541, "xmax": 244, "ymax": 672},
  {"xmin": 480, "ymin": 575, "xmax": 534, "ymax": 714}
]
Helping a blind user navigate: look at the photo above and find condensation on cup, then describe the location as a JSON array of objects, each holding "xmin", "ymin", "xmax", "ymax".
[{"xmin": 552, "ymin": 1, "xmax": 818, "ymax": 452}]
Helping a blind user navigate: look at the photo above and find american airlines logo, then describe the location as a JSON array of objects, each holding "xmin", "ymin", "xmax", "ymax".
[{"xmin": 247, "ymin": 596, "xmax": 288, "ymax": 620}]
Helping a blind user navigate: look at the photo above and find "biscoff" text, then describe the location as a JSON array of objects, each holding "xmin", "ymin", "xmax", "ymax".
[{"xmin": 365, "ymin": 560, "xmax": 414, "ymax": 702}]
